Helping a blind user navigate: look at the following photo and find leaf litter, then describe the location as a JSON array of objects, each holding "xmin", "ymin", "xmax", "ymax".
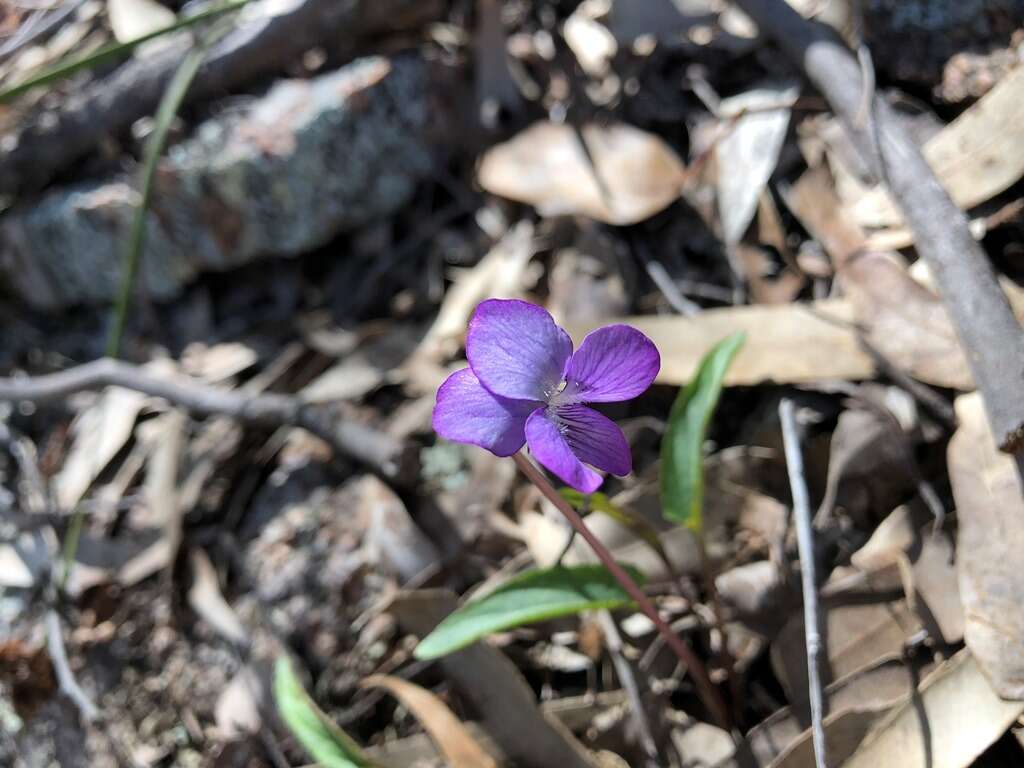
[{"xmin": 1, "ymin": 2, "xmax": 1024, "ymax": 766}]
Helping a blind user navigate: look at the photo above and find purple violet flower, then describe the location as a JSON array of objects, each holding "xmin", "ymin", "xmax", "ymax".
[{"xmin": 432, "ymin": 298, "xmax": 660, "ymax": 492}]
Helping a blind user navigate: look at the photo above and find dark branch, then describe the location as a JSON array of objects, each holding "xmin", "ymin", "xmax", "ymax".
[{"xmin": 0, "ymin": 358, "xmax": 416, "ymax": 484}]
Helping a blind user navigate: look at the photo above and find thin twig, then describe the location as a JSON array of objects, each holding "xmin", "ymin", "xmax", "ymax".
[
  {"xmin": 45, "ymin": 609, "xmax": 99, "ymax": 722},
  {"xmin": 597, "ymin": 611, "xmax": 662, "ymax": 768},
  {"xmin": 512, "ymin": 452, "xmax": 730, "ymax": 730},
  {"xmin": 0, "ymin": 359, "xmax": 415, "ymax": 483},
  {"xmin": 778, "ymin": 399, "xmax": 827, "ymax": 768}
]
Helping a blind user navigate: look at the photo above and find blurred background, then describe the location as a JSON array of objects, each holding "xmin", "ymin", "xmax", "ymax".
[{"xmin": 1, "ymin": 0, "xmax": 1024, "ymax": 766}]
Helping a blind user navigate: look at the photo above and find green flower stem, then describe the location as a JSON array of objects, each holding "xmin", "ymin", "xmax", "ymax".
[{"xmin": 512, "ymin": 452, "xmax": 730, "ymax": 730}]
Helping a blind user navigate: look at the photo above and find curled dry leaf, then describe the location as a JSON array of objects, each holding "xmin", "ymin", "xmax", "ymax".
[
  {"xmin": 188, "ymin": 549, "xmax": 248, "ymax": 647},
  {"xmin": 949, "ymin": 392, "xmax": 1024, "ymax": 699},
  {"xmin": 54, "ymin": 385, "xmax": 147, "ymax": 509},
  {"xmin": 716, "ymin": 81, "xmax": 799, "ymax": 245},
  {"xmin": 840, "ymin": 252, "xmax": 975, "ymax": 389},
  {"xmin": 361, "ymin": 674, "xmax": 499, "ymax": 768},
  {"xmin": 478, "ymin": 121, "xmax": 687, "ymax": 225},
  {"xmin": 843, "ymin": 650, "xmax": 1024, "ymax": 768},
  {"xmin": 848, "ymin": 66, "xmax": 1024, "ymax": 229},
  {"xmin": 772, "ymin": 563, "xmax": 919, "ymax": 712},
  {"xmin": 750, "ymin": 655, "xmax": 934, "ymax": 767},
  {"xmin": 358, "ymin": 475, "xmax": 440, "ymax": 583}
]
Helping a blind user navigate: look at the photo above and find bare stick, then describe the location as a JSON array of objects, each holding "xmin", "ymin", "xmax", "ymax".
[
  {"xmin": 512, "ymin": 452, "xmax": 730, "ymax": 730},
  {"xmin": 778, "ymin": 399, "xmax": 827, "ymax": 768},
  {"xmin": 0, "ymin": 359, "xmax": 415, "ymax": 484},
  {"xmin": 45, "ymin": 609, "xmax": 99, "ymax": 722},
  {"xmin": 734, "ymin": 0, "xmax": 1024, "ymax": 454}
]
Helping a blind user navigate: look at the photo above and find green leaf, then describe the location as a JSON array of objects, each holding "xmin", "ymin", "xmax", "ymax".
[
  {"xmin": 660, "ymin": 332, "xmax": 746, "ymax": 532},
  {"xmin": 414, "ymin": 564, "xmax": 643, "ymax": 659},
  {"xmin": 0, "ymin": 0, "xmax": 251, "ymax": 104},
  {"xmin": 559, "ymin": 489, "xmax": 666, "ymax": 562},
  {"xmin": 273, "ymin": 658, "xmax": 375, "ymax": 768}
]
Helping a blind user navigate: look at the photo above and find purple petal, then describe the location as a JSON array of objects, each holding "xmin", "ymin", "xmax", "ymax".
[
  {"xmin": 433, "ymin": 368, "xmax": 538, "ymax": 456},
  {"xmin": 525, "ymin": 405, "xmax": 632, "ymax": 492},
  {"xmin": 556, "ymin": 324, "xmax": 660, "ymax": 404},
  {"xmin": 525, "ymin": 409, "xmax": 604, "ymax": 493},
  {"xmin": 466, "ymin": 299, "xmax": 573, "ymax": 401},
  {"xmin": 552, "ymin": 404, "xmax": 632, "ymax": 475}
]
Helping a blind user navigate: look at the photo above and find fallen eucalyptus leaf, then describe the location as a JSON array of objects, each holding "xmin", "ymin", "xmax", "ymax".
[
  {"xmin": 849, "ymin": 66, "xmax": 1024, "ymax": 228},
  {"xmin": 843, "ymin": 650, "xmax": 1024, "ymax": 768},
  {"xmin": 361, "ymin": 675, "xmax": 498, "ymax": 768},
  {"xmin": 478, "ymin": 121, "xmax": 687, "ymax": 225},
  {"xmin": 566, "ymin": 299, "xmax": 875, "ymax": 386},
  {"xmin": 949, "ymin": 392, "xmax": 1024, "ymax": 699},
  {"xmin": 717, "ymin": 82, "xmax": 799, "ymax": 244}
]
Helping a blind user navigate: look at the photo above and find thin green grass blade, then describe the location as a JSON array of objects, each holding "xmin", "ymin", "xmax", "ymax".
[
  {"xmin": 105, "ymin": 19, "xmax": 227, "ymax": 357},
  {"xmin": 660, "ymin": 332, "xmax": 746, "ymax": 533},
  {"xmin": 273, "ymin": 658, "xmax": 376, "ymax": 768}
]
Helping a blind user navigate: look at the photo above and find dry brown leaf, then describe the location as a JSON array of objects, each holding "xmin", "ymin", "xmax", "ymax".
[
  {"xmin": 843, "ymin": 650, "xmax": 1024, "ymax": 768},
  {"xmin": 389, "ymin": 590, "xmax": 594, "ymax": 768},
  {"xmin": 850, "ymin": 66, "xmax": 1024, "ymax": 228},
  {"xmin": 949, "ymin": 392, "xmax": 1024, "ymax": 699},
  {"xmin": 782, "ymin": 165, "xmax": 866, "ymax": 269},
  {"xmin": 410, "ymin": 221, "xmax": 536, "ymax": 366},
  {"xmin": 107, "ymin": 0, "xmax": 175, "ymax": 43},
  {"xmin": 840, "ymin": 252, "xmax": 975, "ymax": 389},
  {"xmin": 566, "ymin": 299, "xmax": 875, "ymax": 386},
  {"xmin": 563, "ymin": 2, "xmax": 617, "ymax": 78},
  {"xmin": 145, "ymin": 409, "xmax": 186, "ymax": 571},
  {"xmin": 359, "ymin": 475, "xmax": 440, "ymax": 582},
  {"xmin": 766, "ymin": 710, "xmax": 882, "ymax": 768},
  {"xmin": 818, "ymin": 406, "xmax": 917, "ymax": 527},
  {"xmin": 215, "ymin": 665, "xmax": 263, "ymax": 739},
  {"xmin": 54, "ymin": 386, "xmax": 147, "ymax": 509},
  {"xmin": 188, "ymin": 549, "xmax": 248, "ymax": 647},
  {"xmin": 750, "ymin": 656, "xmax": 931, "ymax": 767},
  {"xmin": 363, "ymin": 674, "xmax": 499, "ymax": 768},
  {"xmin": 478, "ymin": 121, "xmax": 687, "ymax": 225},
  {"xmin": 772, "ymin": 563, "xmax": 921, "ymax": 711},
  {"xmin": 716, "ymin": 82, "xmax": 798, "ymax": 245}
]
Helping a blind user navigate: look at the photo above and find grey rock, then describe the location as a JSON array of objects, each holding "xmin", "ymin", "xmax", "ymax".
[{"xmin": 0, "ymin": 55, "xmax": 432, "ymax": 309}]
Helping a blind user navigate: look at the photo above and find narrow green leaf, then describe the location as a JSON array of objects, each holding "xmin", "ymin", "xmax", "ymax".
[
  {"xmin": 660, "ymin": 332, "xmax": 746, "ymax": 532},
  {"xmin": 559, "ymin": 489, "xmax": 666, "ymax": 561},
  {"xmin": 414, "ymin": 564, "xmax": 644, "ymax": 659},
  {"xmin": 273, "ymin": 658, "xmax": 375, "ymax": 768},
  {"xmin": 0, "ymin": 0, "xmax": 251, "ymax": 104}
]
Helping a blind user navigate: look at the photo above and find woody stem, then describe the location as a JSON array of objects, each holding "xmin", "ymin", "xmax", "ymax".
[{"xmin": 512, "ymin": 452, "xmax": 730, "ymax": 730}]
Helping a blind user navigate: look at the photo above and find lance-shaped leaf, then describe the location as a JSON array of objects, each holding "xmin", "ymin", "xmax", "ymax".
[
  {"xmin": 661, "ymin": 332, "xmax": 745, "ymax": 532},
  {"xmin": 273, "ymin": 658, "xmax": 375, "ymax": 768},
  {"xmin": 414, "ymin": 564, "xmax": 642, "ymax": 659}
]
